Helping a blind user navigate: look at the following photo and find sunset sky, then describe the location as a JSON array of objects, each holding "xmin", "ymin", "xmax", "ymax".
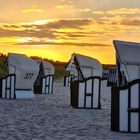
[{"xmin": 0, "ymin": 0, "xmax": 140, "ymax": 64}]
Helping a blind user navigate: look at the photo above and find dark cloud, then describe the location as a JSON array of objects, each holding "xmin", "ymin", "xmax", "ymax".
[
  {"xmin": 3, "ymin": 25, "xmax": 20, "ymax": 28},
  {"xmin": 43, "ymin": 19, "xmax": 93, "ymax": 29},
  {"xmin": 0, "ymin": 19, "xmax": 93, "ymax": 39},
  {"xmin": 25, "ymin": 19, "xmax": 93, "ymax": 30},
  {"xmin": 64, "ymin": 32, "xmax": 94, "ymax": 38},
  {"xmin": 121, "ymin": 19, "xmax": 140, "ymax": 26},
  {"xmin": 55, "ymin": 31, "xmax": 97, "ymax": 39},
  {"xmin": 0, "ymin": 27, "xmax": 57, "ymax": 39},
  {"xmin": 16, "ymin": 41, "xmax": 110, "ymax": 47}
]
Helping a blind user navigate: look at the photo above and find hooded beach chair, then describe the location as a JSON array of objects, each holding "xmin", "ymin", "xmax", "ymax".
[
  {"xmin": 0, "ymin": 53, "xmax": 39, "ymax": 99},
  {"xmin": 69, "ymin": 53, "xmax": 103, "ymax": 109},
  {"xmin": 64, "ymin": 54, "xmax": 79, "ymax": 87},
  {"xmin": 34, "ymin": 60, "xmax": 54, "ymax": 94},
  {"xmin": 111, "ymin": 40, "xmax": 140, "ymax": 132},
  {"xmin": 107, "ymin": 67, "xmax": 117, "ymax": 86}
]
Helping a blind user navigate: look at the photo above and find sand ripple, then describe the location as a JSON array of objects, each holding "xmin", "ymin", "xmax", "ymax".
[{"xmin": 0, "ymin": 81, "xmax": 140, "ymax": 140}]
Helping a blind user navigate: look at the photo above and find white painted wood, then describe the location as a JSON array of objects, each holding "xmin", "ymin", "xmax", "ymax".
[
  {"xmin": 8, "ymin": 53, "xmax": 39, "ymax": 90},
  {"xmin": 42, "ymin": 78, "xmax": 45, "ymax": 94},
  {"xmin": 42, "ymin": 61, "xmax": 55, "ymax": 75},
  {"xmin": 7, "ymin": 77, "xmax": 10, "ymax": 99},
  {"xmin": 130, "ymin": 84, "xmax": 139, "ymax": 132},
  {"xmin": 2, "ymin": 80, "xmax": 6, "ymax": 99},
  {"xmin": 86, "ymin": 79, "xmax": 92, "ymax": 108},
  {"xmin": 11, "ymin": 76, "xmax": 15, "ymax": 99},
  {"xmin": 119, "ymin": 89, "xmax": 128, "ymax": 132},
  {"xmin": 45, "ymin": 76, "xmax": 49, "ymax": 94},
  {"xmin": 131, "ymin": 113, "xmax": 139, "ymax": 132},
  {"xmin": 93, "ymin": 79, "xmax": 99, "ymax": 108},
  {"xmin": 86, "ymin": 79, "xmax": 92, "ymax": 93},
  {"xmin": 114, "ymin": 40, "xmax": 140, "ymax": 82},
  {"xmin": 7, "ymin": 89, "xmax": 10, "ymax": 99},
  {"xmin": 68, "ymin": 76, "xmax": 71, "ymax": 87},
  {"xmin": 49, "ymin": 76, "xmax": 53, "ymax": 94},
  {"xmin": 44, "ymin": 78, "xmax": 47, "ymax": 93},
  {"xmin": 9, "ymin": 66, "xmax": 16, "ymax": 74},
  {"xmin": 66, "ymin": 77, "xmax": 69, "ymax": 86},
  {"xmin": 74, "ymin": 53, "xmax": 103, "ymax": 78},
  {"xmin": 65, "ymin": 54, "xmax": 78, "ymax": 78},
  {"xmin": 7, "ymin": 77, "xmax": 10, "ymax": 88},
  {"xmin": 42, "ymin": 76, "xmax": 53, "ymax": 94},
  {"xmin": 78, "ymin": 82, "xmax": 85, "ymax": 108},
  {"xmin": 131, "ymin": 84, "xmax": 139, "ymax": 108},
  {"xmin": 86, "ymin": 96, "xmax": 91, "ymax": 108},
  {"xmin": 15, "ymin": 90, "xmax": 35, "ymax": 99}
]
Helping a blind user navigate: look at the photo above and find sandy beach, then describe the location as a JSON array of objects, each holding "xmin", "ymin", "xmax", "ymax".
[{"xmin": 0, "ymin": 80, "xmax": 140, "ymax": 140}]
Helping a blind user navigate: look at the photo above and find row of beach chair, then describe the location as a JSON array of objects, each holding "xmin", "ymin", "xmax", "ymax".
[
  {"xmin": 1, "ymin": 40, "xmax": 140, "ymax": 133},
  {"xmin": 64, "ymin": 40, "xmax": 140, "ymax": 133},
  {"xmin": 0, "ymin": 53, "xmax": 55, "ymax": 99}
]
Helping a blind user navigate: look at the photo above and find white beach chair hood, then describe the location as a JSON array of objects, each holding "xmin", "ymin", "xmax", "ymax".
[
  {"xmin": 42, "ymin": 61, "xmax": 55, "ymax": 75},
  {"xmin": 114, "ymin": 40, "xmax": 140, "ymax": 82},
  {"xmin": 67, "ymin": 53, "xmax": 103, "ymax": 78},
  {"xmin": 73, "ymin": 53, "xmax": 103, "ymax": 78},
  {"xmin": 8, "ymin": 53, "xmax": 39, "ymax": 90},
  {"xmin": 36, "ymin": 60, "xmax": 55, "ymax": 76},
  {"xmin": 65, "ymin": 54, "xmax": 78, "ymax": 76}
]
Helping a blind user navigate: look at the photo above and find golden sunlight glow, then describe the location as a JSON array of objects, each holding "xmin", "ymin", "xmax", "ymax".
[
  {"xmin": 0, "ymin": 37, "xmax": 19, "ymax": 43},
  {"xmin": 92, "ymin": 8, "xmax": 140, "ymax": 15},
  {"xmin": 17, "ymin": 37, "xmax": 34, "ymax": 43},
  {"xmin": 56, "ymin": 4, "xmax": 74, "ymax": 9},
  {"xmin": 58, "ymin": 28, "xmax": 81, "ymax": 33},
  {"xmin": 19, "ymin": 19, "xmax": 57, "ymax": 26},
  {"xmin": 0, "ymin": 1, "xmax": 140, "ymax": 64},
  {"xmin": 22, "ymin": 5, "xmax": 44, "ymax": 13},
  {"xmin": 47, "ymin": 39, "xmax": 62, "ymax": 43}
]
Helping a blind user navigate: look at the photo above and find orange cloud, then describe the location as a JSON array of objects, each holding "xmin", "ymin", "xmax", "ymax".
[
  {"xmin": 92, "ymin": 11, "xmax": 104, "ymax": 15},
  {"xmin": 16, "ymin": 40, "xmax": 110, "ymax": 47},
  {"xmin": 56, "ymin": 4, "xmax": 74, "ymax": 9},
  {"xmin": 121, "ymin": 18, "xmax": 140, "ymax": 26},
  {"xmin": 0, "ymin": 17, "xmax": 140, "ymax": 64},
  {"xmin": 107, "ymin": 8, "xmax": 140, "ymax": 15},
  {"xmin": 92, "ymin": 8, "xmax": 140, "ymax": 15},
  {"xmin": 0, "ymin": 19, "xmax": 93, "ymax": 39},
  {"xmin": 78, "ymin": 8, "xmax": 91, "ymax": 12},
  {"xmin": 56, "ymin": 4, "xmax": 92, "ymax": 14},
  {"xmin": 22, "ymin": 5, "xmax": 44, "ymax": 13}
]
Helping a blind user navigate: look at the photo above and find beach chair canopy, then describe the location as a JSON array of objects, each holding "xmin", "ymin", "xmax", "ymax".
[
  {"xmin": 65, "ymin": 54, "xmax": 78, "ymax": 76},
  {"xmin": 36, "ymin": 60, "xmax": 55, "ymax": 75},
  {"xmin": 114, "ymin": 40, "xmax": 140, "ymax": 82},
  {"xmin": 67, "ymin": 53, "xmax": 103, "ymax": 79},
  {"xmin": 8, "ymin": 53, "xmax": 39, "ymax": 90},
  {"xmin": 42, "ymin": 61, "xmax": 55, "ymax": 75}
]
